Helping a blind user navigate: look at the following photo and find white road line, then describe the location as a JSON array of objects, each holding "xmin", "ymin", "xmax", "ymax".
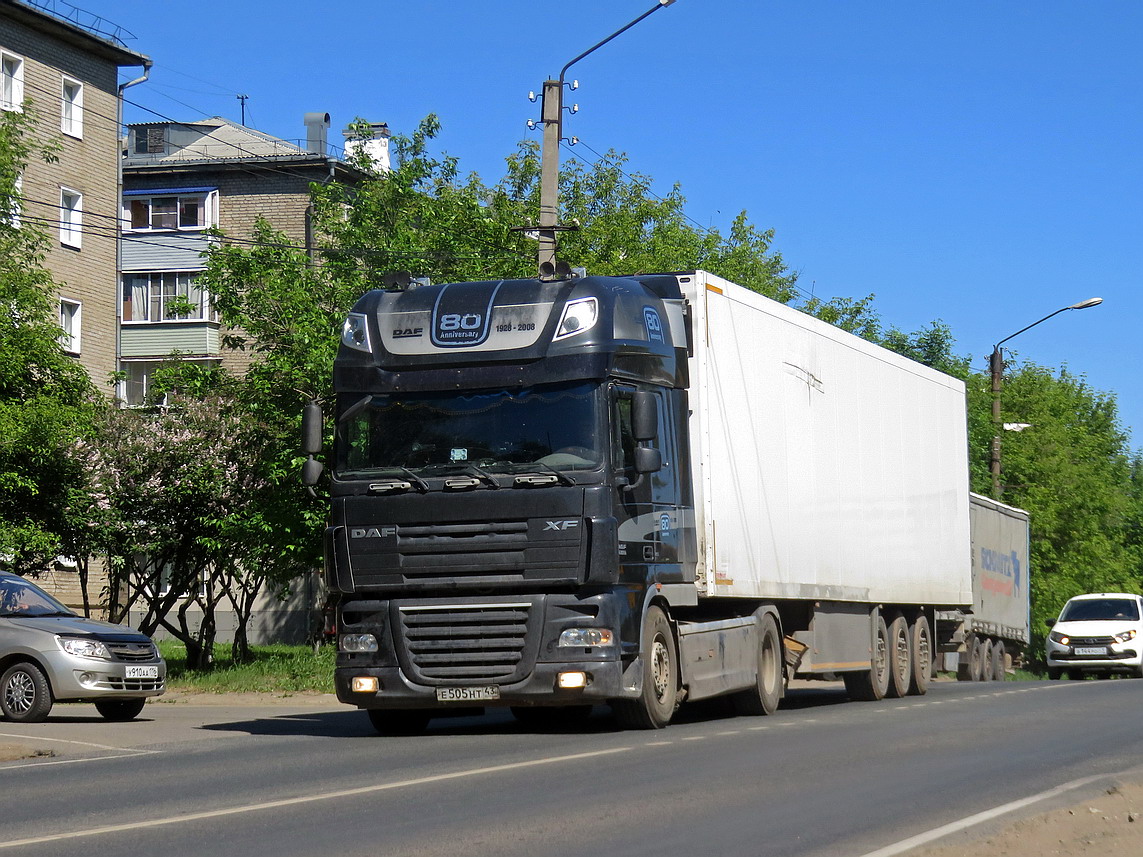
[
  {"xmin": 0, "ymin": 746, "xmax": 632, "ymax": 849},
  {"xmin": 0, "ymin": 732, "xmax": 160, "ymax": 771},
  {"xmin": 856, "ymin": 769, "xmax": 1136, "ymax": 857}
]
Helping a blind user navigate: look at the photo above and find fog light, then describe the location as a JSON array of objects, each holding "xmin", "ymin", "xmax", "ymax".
[
  {"xmin": 351, "ymin": 676, "xmax": 380, "ymax": 693},
  {"xmin": 558, "ymin": 671, "xmax": 587, "ymax": 689},
  {"xmin": 78, "ymin": 672, "xmax": 96, "ymax": 687}
]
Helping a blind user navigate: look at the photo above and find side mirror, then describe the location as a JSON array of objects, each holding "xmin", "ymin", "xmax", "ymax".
[
  {"xmin": 302, "ymin": 400, "xmax": 323, "ymax": 455},
  {"xmin": 632, "ymin": 391, "xmax": 658, "ymax": 442},
  {"xmin": 1045, "ymin": 618, "xmax": 1057, "ymax": 630},
  {"xmin": 301, "ymin": 457, "xmax": 325, "ymax": 487},
  {"xmin": 635, "ymin": 446, "xmax": 662, "ymax": 474}
]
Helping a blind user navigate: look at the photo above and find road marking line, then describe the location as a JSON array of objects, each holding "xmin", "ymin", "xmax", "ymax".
[
  {"xmin": 0, "ymin": 746, "xmax": 632, "ymax": 849},
  {"xmin": 0, "ymin": 731, "xmax": 157, "ymax": 753},
  {"xmin": 0, "ymin": 749, "xmax": 157, "ymax": 772},
  {"xmin": 856, "ymin": 770, "xmax": 1130, "ymax": 857}
]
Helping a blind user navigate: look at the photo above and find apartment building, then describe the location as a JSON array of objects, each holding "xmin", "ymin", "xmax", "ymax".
[
  {"xmin": 1, "ymin": 0, "xmax": 148, "ymax": 390},
  {"xmin": 119, "ymin": 113, "xmax": 378, "ymax": 403}
]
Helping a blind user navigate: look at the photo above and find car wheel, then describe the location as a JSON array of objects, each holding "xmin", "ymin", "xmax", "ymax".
[
  {"xmin": 1067, "ymin": 669, "xmax": 1084, "ymax": 680},
  {"xmin": 1, "ymin": 662, "xmax": 53, "ymax": 723},
  {"xmin": 95, "ymin": 698, "xmax": 147, "ymax": 721}
]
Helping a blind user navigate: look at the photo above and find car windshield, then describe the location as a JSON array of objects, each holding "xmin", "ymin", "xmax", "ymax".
[
  {"xmin": 336, "ymin": 381, "xmax": 603, "ymax": 478},
  {"xmin": 1059, "ymin": 598, "xmax": 1141, "ymax": 622},
  {"xmin": 0, "ymin": 577, "xmax": 76, "ymax": 618}
]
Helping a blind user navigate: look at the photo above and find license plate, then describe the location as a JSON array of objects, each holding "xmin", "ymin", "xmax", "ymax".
[
  {"xmin": 435, "ymin": 685, "xmax": 500, "ymax": 702},
  {"xmin": 125, "ymin": 665, "xmax": 159, "ymax": 679},
  {"xmin": 1073, "ymin": 647, "xmax": 1107, "ymax": 656}
]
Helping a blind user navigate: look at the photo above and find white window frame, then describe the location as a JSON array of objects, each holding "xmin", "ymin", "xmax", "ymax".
[
  {"xmin": 60, "ymin": 187, "xmax": 82, "ymax": 248},
  {"xmin": 122, "ymin": 271, "xmax": 216, "ymax": 323},
  {"xmin": 124, "ymin": 191, "xmax": 216, "ymax": 232},
  {"xmin": 1, "ymin": 51, "xmax": 24, "ymax": 112},
  {"xmin": 59, "ymin": 298, "xmax": 81, "ymax": 354},
  {"xmin": 61, "ymin": 76, "xmax": 83, "ymax": 138}
]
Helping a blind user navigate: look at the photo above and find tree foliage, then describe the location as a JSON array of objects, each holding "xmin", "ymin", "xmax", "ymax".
[{"xmin": 0, "ymin": 106, "xmax": 97, "ymax": 573}]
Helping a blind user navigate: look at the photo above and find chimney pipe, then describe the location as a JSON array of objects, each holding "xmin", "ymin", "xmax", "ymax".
[{"xmin": 303, "ymin": 112, "xmax": 330, "ymax": 154}]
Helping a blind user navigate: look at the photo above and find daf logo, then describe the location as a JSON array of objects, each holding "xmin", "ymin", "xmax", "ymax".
[
  {"xmin": 392, "ymin": 327, "xmax": 423, "ymax": 339},
  {"xmin": 350, "ymin": 527, "xmax": 396, "ymax": 539},
  {"xmin": 543, "ymin": 520, "xmax": 580, "ymax": 531}
]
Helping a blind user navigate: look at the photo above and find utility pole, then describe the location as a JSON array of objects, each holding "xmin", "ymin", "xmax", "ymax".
[
  {"xmin": 237, "ymin": 94, "xmax": 249, "ymax": 126},
  {"xmin": 529, "ymin": 0, "xmax": 678, "ymax": 280}
]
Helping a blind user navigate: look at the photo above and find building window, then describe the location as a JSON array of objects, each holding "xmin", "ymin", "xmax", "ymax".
[
  {"xmin": 60, "ymin": 188, "xmax": 82, "ymax": 248},
  {"xmin": 1, "ymin": 52, "xmax": 23, "ymax": 111},
  {"xmin": 121, "ymin": 359, "xmax": 219, "ymax": 407},
  {"xmin": 61, "ymin": 77, "xmax": 83, "ymax": 138},
  {"xmin": 2, "ymin": 173, "xmax": 20, "ymax": 227},
  {"xmin": 123, "ymin": 272, "xmax": 215, "ymax": 322},
  {"xmin": 125, "ymin": 191, "xmax": 215, "ymax": 231},
  {"xmin": 59, "ymin": 298, "xmax": 81, "ymax": 354},
  {"xmin": 132, "ymin": 125, "xmax": 167, "ymax": 155}
]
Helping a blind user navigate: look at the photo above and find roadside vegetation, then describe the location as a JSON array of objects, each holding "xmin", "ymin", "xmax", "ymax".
[{"xmin": 159, "ymin": 642, "xmax": 335, "ymax": 695}]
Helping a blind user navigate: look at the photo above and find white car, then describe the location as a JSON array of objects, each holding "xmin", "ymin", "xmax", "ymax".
[{"xmin": 1045, "ymin": 592, "xmax": 1143, "ymax": 680}]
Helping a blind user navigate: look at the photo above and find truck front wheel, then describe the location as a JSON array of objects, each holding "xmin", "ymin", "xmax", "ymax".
[{"xmin": 611, "ymin": 606, "xmax": 678, "ymax": 729}]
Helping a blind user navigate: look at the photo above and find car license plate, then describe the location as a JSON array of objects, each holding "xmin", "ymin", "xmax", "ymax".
[
  {"xmin": 435, "ymin": 685, "xmax": 500, "ymax": 702},
  {"xmin": 126, "ymin": 665, "xmax": 159, "ymax": 679},
  {"xmin": 1073, "ymin": 646, "xmax": 1107, "ymax": 656}
]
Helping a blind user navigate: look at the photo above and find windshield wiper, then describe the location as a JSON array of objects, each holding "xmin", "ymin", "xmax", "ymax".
[
  {"xmin": 368, "ymin": 466, "xmax": 430, "ymax": 494},
  {"xmin": 514, "ymin": 462, "xmax": 576, "ymax": 487}
]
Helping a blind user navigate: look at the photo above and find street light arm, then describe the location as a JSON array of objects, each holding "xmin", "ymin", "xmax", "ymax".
[
  {"xmin": 993, "ymin": 297, "xmax": 1103, "ymax": 351},
  {"xmin": 559, "ymin": 0, "xmax": 676, "ymax": 83}
]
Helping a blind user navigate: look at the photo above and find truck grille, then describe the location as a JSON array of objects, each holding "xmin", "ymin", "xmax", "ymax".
[
  {"xmin": 397, "ymin": 603, "xmax": 533, "ymax": 683},
  {"xmin": 348, "ymin": 517, "xmax": 583, "ymax": 589}
]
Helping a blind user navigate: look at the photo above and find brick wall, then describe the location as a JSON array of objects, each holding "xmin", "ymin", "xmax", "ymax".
[{"xmin": 1, "ymin": 13, "xmax": 141, "ymax": 395}]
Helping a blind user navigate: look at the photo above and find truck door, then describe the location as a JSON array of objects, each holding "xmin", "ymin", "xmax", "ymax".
[{"xmin": 611, "ymin": 385, "xmax": 685, "ymax": 578}]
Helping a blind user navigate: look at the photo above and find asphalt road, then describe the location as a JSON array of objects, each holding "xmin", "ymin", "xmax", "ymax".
[{"xmin": 2, "ymin": 679, "xmax": 1142, "ymax": 857}]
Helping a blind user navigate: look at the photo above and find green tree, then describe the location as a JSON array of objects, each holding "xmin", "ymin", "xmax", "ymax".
[{"xmin": 0, "ymin": 106, "xmax": 97, "ymax": 575}]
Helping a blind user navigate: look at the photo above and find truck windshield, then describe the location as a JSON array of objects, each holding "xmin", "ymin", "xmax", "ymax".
[{"xmin": 336, "ymin": 382, "xmax": 602, "ymax": 478}]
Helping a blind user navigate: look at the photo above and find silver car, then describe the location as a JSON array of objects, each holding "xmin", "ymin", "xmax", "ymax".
[{"xmin": 0, "ymin": 571, "xmax": 166, "ymax": 722}]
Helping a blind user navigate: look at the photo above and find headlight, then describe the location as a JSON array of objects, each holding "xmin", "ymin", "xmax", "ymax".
[
  {"xmin": 1048, "ymin": 632, "xmax": 1070, "ymax": 645},
  {"xmin": 1115, "ymin": 629, "xmax": 1138, "ymax": 643},
  {"xmin": 553, "ymin": 297, "xmax": 599, "ymax": 341},
  {"xmin": 59, "ymin": 637, "xmax": 112, "ymax": 660},
  {"xmin": 558, "ymin": 628, "xmax": 615, "ymax": 647},
  {"xmin": 341, "ymin": 312, "xmax": 372, "ymax": 352},
  {"xmin": 340, "ymin": 633, "xmax": 379, "ymax": 653}
]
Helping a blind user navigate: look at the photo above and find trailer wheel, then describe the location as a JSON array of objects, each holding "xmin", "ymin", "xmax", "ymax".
[
  {"xmin": 908, "ymin": 614, "xmax": 932, "ymax": 696},
  {"xmin": 991, "ymin": 641, "xmax": 1006, "ymax": 681},
  {"xmin": 367, "ymin": 709, "xmax": 432, "ymax": 736},
  {"xmin": 843, "ymin": 613, "xmax": 890, "ymax": 701},
  {"xmin": 731, "ymin": 612, "xmax": 783, "ymax": 716},
  {"xmin": 611, "ymin": 606, "xmax": 678, "ymax": 729},
  {"xmin": 979, "ymin": 639, "xmax": 995, "ymax": 681},
  {"xmin": 883, "ymin": 613, "xmax": 911, "ymax": 699},
  {"xmin": 958, "ymin": 636, "xmax": 983, "ymax": 681}
]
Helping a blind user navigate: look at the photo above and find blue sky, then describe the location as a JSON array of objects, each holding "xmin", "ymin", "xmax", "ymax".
[{"xmin": 82, "ymin": 0, "xmax": 1138, "ymax": 448}]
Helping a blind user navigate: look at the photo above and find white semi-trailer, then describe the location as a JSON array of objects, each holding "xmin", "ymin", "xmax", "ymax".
[{"xmin": 308, "ymin": 269, "xmax": 984, "ymax": 732}]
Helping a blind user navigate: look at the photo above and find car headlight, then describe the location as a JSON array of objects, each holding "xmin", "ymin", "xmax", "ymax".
[
  {"xmin": 1048, "ymin": 631, "xmax": 1070, "ymax": 645},
  {"xmin": 1114, "ymin": 629, "xmax": 1138, "ymax": 643},
  {"xmin": 558, "ymin": 628, "xmax": 615, "ymax": 647},
  {"xmin": 59, "ymin": 637, "xmax": 112, "ymax": 660},
  {"xmin": 340, "ymin": 633, "xmax": 378, "ymax": 653}
]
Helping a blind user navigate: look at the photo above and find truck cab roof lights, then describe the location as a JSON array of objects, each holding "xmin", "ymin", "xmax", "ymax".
[
  {"xmin": 342, "ymin": 312, "xmax": 372, "ymax": 353},
  {"xmin": 553, "ymin": 297, "xmax": 599, "ymax": 341}
]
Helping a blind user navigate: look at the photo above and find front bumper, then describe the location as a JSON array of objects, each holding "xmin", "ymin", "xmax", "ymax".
[
  {"xmin": 39, "ymin": 650, "xmax": 167, "ymax": 701},
  {"xmin": 336, "ymin": 658, "xmax": 629, "ymax": 710},
  {"xmin": 1045, "ymin": 642, "xmax": 1141, "ymax": 673}
]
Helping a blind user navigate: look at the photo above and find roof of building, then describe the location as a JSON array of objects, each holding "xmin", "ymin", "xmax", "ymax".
[
  {"xmin": 125, "ymin": 116, "xmax": 320, "ymax": 163},
  {"xmin": 2, "ymin": 0, "xmax": 149, "ymax": 67}
]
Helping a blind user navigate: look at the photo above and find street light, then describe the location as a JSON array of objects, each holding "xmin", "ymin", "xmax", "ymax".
[
  {"xmin": 533, "ymin": 0, "xmax": 679, "ymax": 278},
  {"xmin": 989, "ymin": 296, "xmax": 1103, "ymax": 497}
]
